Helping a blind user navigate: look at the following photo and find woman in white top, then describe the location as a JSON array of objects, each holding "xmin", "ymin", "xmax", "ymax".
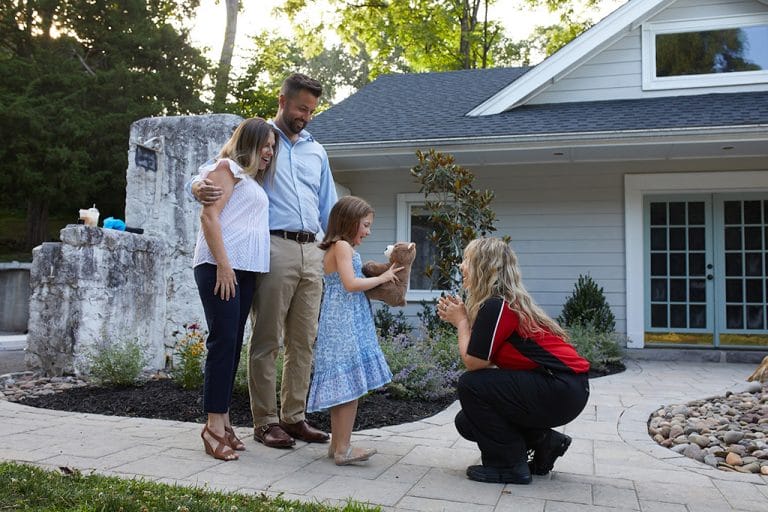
[{"xmin": 193, "ymin": 117, "xmax": 276, "ymax": 461}]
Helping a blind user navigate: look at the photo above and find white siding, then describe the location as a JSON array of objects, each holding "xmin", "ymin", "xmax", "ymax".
[
  {"xmin": 334, "ymin": 164, "xmax": 628, "ymax": 331},
  {"xmin": 530, "ymin": 0, "xmax": 768, "ymax": 104}
]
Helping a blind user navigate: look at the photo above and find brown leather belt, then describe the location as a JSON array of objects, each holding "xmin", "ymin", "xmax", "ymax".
[{"xmin": 270, "ymin": 230, "xmax": 316, "ymax": 244}]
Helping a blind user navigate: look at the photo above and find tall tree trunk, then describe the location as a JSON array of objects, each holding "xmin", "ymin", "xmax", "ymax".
[
  {"xmin": 458, "ymin": 0, "xmax": 481, "ymax": 69},
  {"xmin": 213, "ymin": 0, "xmax": 239, "ymax": 111},
  {"xmin": 25, "ymin": 198, "xmax": 49, "ymax": 251}
]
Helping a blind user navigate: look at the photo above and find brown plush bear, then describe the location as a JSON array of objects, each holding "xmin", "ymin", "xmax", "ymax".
[{"xmin": 362, "ymin": 242, "xmax": 416, "ymax": 307}]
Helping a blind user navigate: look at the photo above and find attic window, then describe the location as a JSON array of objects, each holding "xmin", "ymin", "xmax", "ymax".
[{"xmin": 642, "ymin": 15, "xmax": 768, "ymax": 90}]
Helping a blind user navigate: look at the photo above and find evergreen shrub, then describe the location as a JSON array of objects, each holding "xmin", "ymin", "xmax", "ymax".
[{"xmin": 558, "ymin": 274, "xmax": 616, "ymax": 333}]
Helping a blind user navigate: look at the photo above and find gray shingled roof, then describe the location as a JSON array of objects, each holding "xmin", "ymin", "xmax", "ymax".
[{"xmin": 307, "ymin": 67, "xmax": 768, "ymax": 145}]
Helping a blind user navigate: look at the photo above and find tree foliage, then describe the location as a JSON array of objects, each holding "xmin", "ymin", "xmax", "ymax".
[
  {"xmin": 0, "ymin": 0, "xmax": 209, "ymax": 249},
  {"xmin": 558, "ymin": 274, "xmax": 616, "ymax": 333},
  {"xmin": 410, "ymin": 149, "xmax": 505, "ymax": 292}
]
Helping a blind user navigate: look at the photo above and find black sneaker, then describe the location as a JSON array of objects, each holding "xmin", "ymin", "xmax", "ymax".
[
  {"xmin": 530, "ymin": 430, "xmax": 571, "ymax": 475},
  {"xmin": 466, "ymin": 463, "xmax": 532, "ymax": 484}
]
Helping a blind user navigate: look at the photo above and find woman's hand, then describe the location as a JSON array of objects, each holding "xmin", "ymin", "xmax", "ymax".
[
  {"xmin": 214, "ymin": 264, "xmax": 237, "ymax": 301},
  {"xmin": 437, "ymin": 295, "xmax": 467, "ymax": 328}
]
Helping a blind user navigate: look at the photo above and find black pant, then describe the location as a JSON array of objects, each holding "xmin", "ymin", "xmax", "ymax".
[
  {"xmin": 194, "ymin": 264, "xmax": 256, "ymax": 414},
  {"xmin": 455, "ymin": 368, "xmax": 589, "ymax": 467}
]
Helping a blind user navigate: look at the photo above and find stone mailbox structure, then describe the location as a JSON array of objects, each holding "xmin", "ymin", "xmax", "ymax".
[{"xmin": 27, "ymin": 114, "xmax": 244, "ymax": 375}]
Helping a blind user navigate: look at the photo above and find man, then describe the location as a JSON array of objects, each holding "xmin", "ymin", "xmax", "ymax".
[{"xmin": 194, "ymin": 73, "xmax": 337, "ymax": 448}]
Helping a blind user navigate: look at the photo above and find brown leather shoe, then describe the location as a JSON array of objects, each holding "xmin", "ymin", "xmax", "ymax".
[
  {"xmin": 279, "ymin": 420, "xmax": 330, "ymax": 443},
  {"xmin": 253, "ymin": 423, "xmax": 295, "ymax": 448}
]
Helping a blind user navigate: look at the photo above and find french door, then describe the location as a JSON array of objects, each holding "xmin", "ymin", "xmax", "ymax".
[{"xmin": 644, "ymin": 194, "xmax": 768, "ymax": 347}]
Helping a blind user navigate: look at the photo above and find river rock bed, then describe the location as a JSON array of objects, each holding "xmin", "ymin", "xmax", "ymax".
[{"xmin": 648, "ymin": 381, "xmax": 768, "ymax": 474}]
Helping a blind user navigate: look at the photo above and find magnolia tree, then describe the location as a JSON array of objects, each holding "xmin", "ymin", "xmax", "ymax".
[{"xmin": 410, "ymin": 149, "xmax": 506, "ymax": 293}]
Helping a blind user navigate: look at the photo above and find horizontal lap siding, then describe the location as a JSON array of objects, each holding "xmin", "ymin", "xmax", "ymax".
[
  {"xmin": 334, "ymin": 164, "xmax": 627, "ymax": 332},
  {"xmin": 530, "ymin": 0, "xmax": 768, "ymax": 104}
]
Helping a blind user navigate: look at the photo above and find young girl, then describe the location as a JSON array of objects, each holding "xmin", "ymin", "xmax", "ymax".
[
  {"xmin": 307, "ymin": 196, "xmax": 403, "ymax": 465},
  {"xmin": 193, "ymin": 117, "xmax": 277, "ymax": 461}
]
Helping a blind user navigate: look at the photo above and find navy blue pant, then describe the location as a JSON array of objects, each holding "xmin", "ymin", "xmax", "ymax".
[
  {"xmin": 194, "ymin": 264, "xmax": 256, "ymax": 414},
  {"xmin": 455, "ymin": 368, "xmax": 589, "ymax": 468}
]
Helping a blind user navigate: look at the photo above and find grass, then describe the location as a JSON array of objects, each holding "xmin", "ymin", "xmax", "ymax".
[
  {"xmin": 0, "ymin": 209, "xmax": 73, "ymax": 262},
  {"xmin": 0, "ymin": 461, "xmax": 380, "ymax": 512}
]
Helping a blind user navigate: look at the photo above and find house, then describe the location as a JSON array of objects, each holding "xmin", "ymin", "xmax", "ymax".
[{"xmin": 307, "ymin": 0, "xmax": 768, "ymax": 351}]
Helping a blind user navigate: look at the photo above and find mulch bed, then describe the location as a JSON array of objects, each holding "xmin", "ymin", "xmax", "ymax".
[{"xmin": 19, "ymin": 361, "xmax": 625, "ymax": 431}]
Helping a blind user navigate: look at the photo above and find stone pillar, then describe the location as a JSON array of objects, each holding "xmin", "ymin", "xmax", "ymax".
[
  {"xmin": 27, "ymin": 226, "xmax": 165, "ymax": 375},
  {"xmin": 125, "ymin": 114, "xmax": 243, "ymax": 350}
]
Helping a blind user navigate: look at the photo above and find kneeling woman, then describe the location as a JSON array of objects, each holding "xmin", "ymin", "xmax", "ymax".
[{"xmin": 437, "ymin": 237, "xmax": 590, "ymax": 484}]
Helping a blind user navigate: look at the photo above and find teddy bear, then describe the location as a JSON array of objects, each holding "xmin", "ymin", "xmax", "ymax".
[{"xmin": 362, "ymin": 242, "xmax": 416, "ymax": 307}]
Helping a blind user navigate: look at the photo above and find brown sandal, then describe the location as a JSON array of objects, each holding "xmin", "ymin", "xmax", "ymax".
[
  {"xmin": 225, "ymin": 426, "xmax": 246, "ymax": 451},
  {"xmin": 201, "ymin": 425, "xmax": 239, "ymax": 461}
]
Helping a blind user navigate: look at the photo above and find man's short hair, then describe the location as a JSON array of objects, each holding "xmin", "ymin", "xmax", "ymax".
[{"xmin": 281, "ymin": 73, "xmax": 322, "ymax": 99}]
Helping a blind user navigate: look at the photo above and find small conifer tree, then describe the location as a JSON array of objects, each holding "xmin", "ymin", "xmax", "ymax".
[{"xmin": 558, "ymin": 274, "xmax": 616, "ymax": 333}]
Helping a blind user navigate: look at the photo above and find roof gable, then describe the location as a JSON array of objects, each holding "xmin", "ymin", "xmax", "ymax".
[{"xmin": 468, "ymin": 0, "xmax": 672, "ymax": 116}]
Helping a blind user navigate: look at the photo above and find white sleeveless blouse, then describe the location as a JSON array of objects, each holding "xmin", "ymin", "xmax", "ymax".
[{"xmin": 193, "ymin": 158, "xmax": 270, "ymax": 273}]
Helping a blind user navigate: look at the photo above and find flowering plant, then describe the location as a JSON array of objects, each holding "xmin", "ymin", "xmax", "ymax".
[{"xmin": 170, "ymin": 322, "xmax": 207, "ymax": 390}]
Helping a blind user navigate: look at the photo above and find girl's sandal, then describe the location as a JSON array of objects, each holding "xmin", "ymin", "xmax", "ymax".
[
  {"xmin": 201, "ymin": 425, "xmax": 239, "ymax": 461},
  {"xmin": 225, "ymin": 426, "xmax": 246, "ymax": 451}
]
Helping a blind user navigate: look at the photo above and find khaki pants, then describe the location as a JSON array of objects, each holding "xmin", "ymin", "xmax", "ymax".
[{"xmin": 247, "ymin": 236, "xmax": 324, "ymax": 427}]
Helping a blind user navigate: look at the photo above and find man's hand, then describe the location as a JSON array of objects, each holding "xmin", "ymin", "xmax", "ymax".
[{"xmin": 192, "ymin": 178, "xmax": 224, "ymax": 206}]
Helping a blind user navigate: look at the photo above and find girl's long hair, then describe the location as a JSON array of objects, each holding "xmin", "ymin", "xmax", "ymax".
[
  {"xmin": 463, "ymin": 237, "xmax": 567, "ymax": 340},
  {"xmin": 319, "ymin": 196, "xmax": 374, "ymax": 250},
  {"xmin": 218, "ymin": 117, "xmax": 277, "ymax": 185}
]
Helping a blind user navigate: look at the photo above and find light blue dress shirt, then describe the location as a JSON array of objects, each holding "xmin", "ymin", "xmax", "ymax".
[
  {"xmin": 266, "ymin": 122, "xmax": 337, "ymax": 235},
  {"xmin": 188, "ymin": 121, "xmax": 337, "ymax": 236}
]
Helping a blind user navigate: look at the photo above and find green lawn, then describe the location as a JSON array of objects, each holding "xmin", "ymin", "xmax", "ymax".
[{"xmin": 0, "ymin": 462, "xmax": 380, "ymax": 512}]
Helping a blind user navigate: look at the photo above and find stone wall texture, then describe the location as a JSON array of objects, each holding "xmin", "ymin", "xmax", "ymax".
[{"xmin": 28, "ymin": 114, "xmax": 243, "ymax": 375}]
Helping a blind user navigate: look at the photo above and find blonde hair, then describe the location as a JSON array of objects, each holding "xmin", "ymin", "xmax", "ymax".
[
  {"xmin": 218, "ymin": 117, "xmax": 277, "ymax": 184},
  {"xmin": 318, "ymin": 196, "xmax": 374, "ymax": 250},
  {"xmin": 463, "ymin": 238, "xmax": 567, "ymax": 340}
]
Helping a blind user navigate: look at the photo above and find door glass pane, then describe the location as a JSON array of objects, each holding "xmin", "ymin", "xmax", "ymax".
[
  {"xmin": 746, "ymin": 279, "xmax": 763, "ymax": 302},
  {"xmin": 651, "ymin": 228, "xmax": 667, "ymax": 250},
  {"xmin": 689, "ymin": 253, "xmax": 705, "ymax": 276},
  {"xmin": 670, "ymin": 279, "xmax": 687, "ymax": 301},
  {"xmin": 747, "ymin": 306, "xmax": 764, "ymax": 329},
  {"xmin": 670, "ymin": 305, "xmax": 687, "ymax": 328},
  {"xmin": 725, "ymin": 279, "xmax": 743, "ymax": 302},
  {"xmin": 746, "ymin": 253, "xmax": 763, "ymax": 276},
  {"xmin": 669, "ymin": 228, "xmax": 686, "ymax": 250},
  {"xmin": 651, "ymin": 254, "xmax": 667, "ymax": 275},
  {"xmin": 725, "ymin": 253, "xmax": 742, "ymax": 276},
  {"xmin": 689, "ymin": 202, "xmax": 705, "ymax": 224},
  {"xmin": 650, "ymin": 202, "xmax": 666, "ymax": 225},
  {"xmin": 670, "ymin": 253, "xmax": 686, "ymax": 275},
  {"xmin": 724, "ymin": 201, "xmax": 741, "ymax": 224},
  {"xmin": 651, "ymin": 304, "xmax": 667, "ymax": 327},
  {"xmin": 745, "ymin": 227, "xmax": 762, "ymax": 250},
  {"xmin": 690, "ymin": 279, "xmax": 706, "ymax": 301},
  {"xmin": 651, "ymin": 279, "xmax": 667, "ymax": 301},
  {"xmin": 689, "ymin": 228, "xmax": 704, "ymax": 250},
  {"xmin": 744, "ymin": 201, "xmax": 762, "ymax": 224},
  {"xmin": 690, "ymin": 305, "xmax": 706, "ymax": 328},
  {"xmin": 669, "ymin": 203, "xmax": 685, "ymax": 224},
  {"xmin": 725, "ymin": 227, "xmax": 742, "ymax": 250},
  {"xmin": 727, "ymin": 306, "xmax": 743, "ymax": 329}
]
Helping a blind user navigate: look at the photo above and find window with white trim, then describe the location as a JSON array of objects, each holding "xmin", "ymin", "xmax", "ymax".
[
  {"xmin": 642, "ymin": 15, "xmax": 768, "ymax": 90},
  {"xmin": 397, "ymin": 194, "xmax": 449, "ymax": 300}
]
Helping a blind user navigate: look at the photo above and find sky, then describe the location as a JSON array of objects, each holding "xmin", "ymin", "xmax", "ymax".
[{"xmin": 189, "ymin": 0, "xmax": 625, "ymax": 99}]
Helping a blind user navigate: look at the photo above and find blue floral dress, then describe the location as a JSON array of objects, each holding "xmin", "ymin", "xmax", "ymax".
[{"xmin": 307, "ymin": 250, "xmax": 392, "ymax": 412}]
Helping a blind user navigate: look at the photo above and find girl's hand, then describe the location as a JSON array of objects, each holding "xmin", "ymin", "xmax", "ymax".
[
  {"xmin": 214, "ymin": 264, "xmax": 237, "ymax": 301},
  {"xmin": 437, "ymin": 295, "xmax": 467, "ymax": 327},
  {"xmin": 381, "ymin": 263, "xmax": 403, "ymax": 283}
]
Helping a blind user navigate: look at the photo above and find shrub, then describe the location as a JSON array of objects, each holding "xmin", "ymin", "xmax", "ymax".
[
  {"xmin": 233, "ymin": 342, "xmax": 249, "ymax": 395},
  {"xmin": 558, "ymin": 274, "xmax": 616, "ymax": 333},
  {"xmin": 373, "ymin": 305, "xmax": 413, "ymax": 337},
  {"xmin": 567, "ymin": 323, "xmax": 625, "ymax": 372},
  {"xmin": 170, "ymin": 323, "xmax": 206, "ymax": 390},
  {"xmin": 416, "ymin": 300, "xmax": 454, "ymax": 340},
  {"xmin": 380, "ymin": 330, "xmax": 462, "ymax": 401},
  {"xmin": 78, "ymin": 337, "xmax": 147, "ymax": 387}
]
